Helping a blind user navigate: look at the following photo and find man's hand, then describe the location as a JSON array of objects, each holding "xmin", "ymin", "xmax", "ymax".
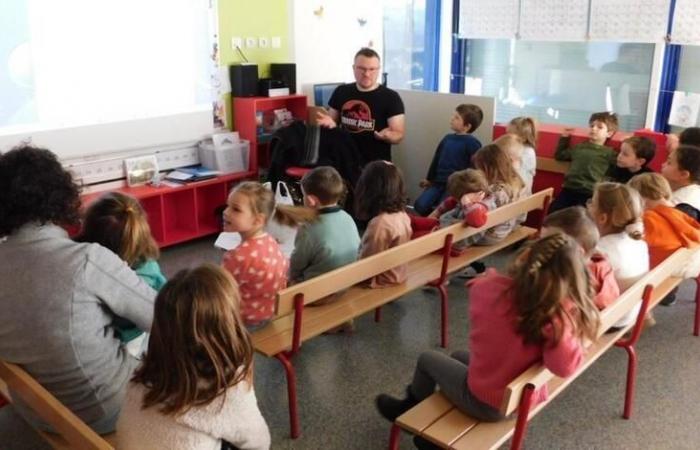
[
  {"xmin": 374, "ymin": 127, "xmax": 395, "ymax": 142},
  {"xmin": 419, "ymin": 179, "xmax": 431, "ymax": 188},
  {"xmin": 316, "ymin": 111, "xmax": 337, "ymax": 129},
  {"xmin": 561, "ymin": 127, "xmax": 575, "ymax": 138}
]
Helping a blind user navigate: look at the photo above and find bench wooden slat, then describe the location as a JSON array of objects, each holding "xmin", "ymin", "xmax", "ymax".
[
  {"xmin": 445, "ymin": 227, "xmax": 536, "ymax": 274},
  {"xmin": 396, "ymin": 392, "xmax": 455, "ymax": 435},
  {"xmin": 0, "ymin": 361, "xmax": 114, "ymax": 450},
  {"xmin": 421, "ymin": 408, "xmax": 479, "ymax": 447},
  {"xmin": 275, "ymin": 189, "xmax": 553, "ymax": 314},
  {"xmin": 536, "ymin": 157, "xmax": 569, "ymax": 174}
]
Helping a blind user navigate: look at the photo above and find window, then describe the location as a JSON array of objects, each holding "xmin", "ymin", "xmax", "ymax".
[
  {"xmin": 458, "ymin": 39, "xmax": 655, "ymax": 131},
  {"xmin": 0, "ymin": 0, "xmax": 215, "ymax": 159},
  {"xmin": 383, "ymin": 0, "xmax": 440, "ymax": 91}
]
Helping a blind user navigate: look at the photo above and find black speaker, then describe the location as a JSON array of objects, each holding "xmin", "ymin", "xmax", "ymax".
[
  {"xmin": 229, "ymin": 64, "xmax": 258, "ymax": 97},
  {"xmin": 270, "ymin": 63, "xmax": 296, "ymax": 94}
]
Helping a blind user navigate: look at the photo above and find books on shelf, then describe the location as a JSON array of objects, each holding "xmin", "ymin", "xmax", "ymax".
[{"xmin": 164, "ymin": 166, "xmax": 220, "ymax": 183}]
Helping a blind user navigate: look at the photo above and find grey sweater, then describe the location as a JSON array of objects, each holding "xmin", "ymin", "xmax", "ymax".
[{"xmin": 0, "ymin": 223, "xmax": 156, "ymax": 433}]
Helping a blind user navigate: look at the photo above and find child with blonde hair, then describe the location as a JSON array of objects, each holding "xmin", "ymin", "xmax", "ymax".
[
  {"xmin": 629, "ymin": 173, "xmax": 700, "ymax": 305},
  {"xmin": 376, "ymin": 233, "xmax": 599, "ymax": 434},
  {"xmin": 116, "ymin": 264, "xmax": 270, "ymax": 450},
  {"xmin": 507, "ymin": 116, "xmax": 538, "ymax": 190},
  {"xmin": 543, "ymin": 207, "xmax": 620, "ymax": 310},
  {"xmin": 222, "ymin": 181, "xmax": 316, "ymax": 329},
  {"xmin": 77, "ymin": 192, "xmax": 166, "ymax": 355},
  {"xmin": 355, "ymin": 161, "xmax": 412, "ymax": 288},
  {"xmin": 587, "ymin": 182, "xmax": 649, "ymax": 327},
  {"xmin": 551, "ymin": 112, "xmax": 619, "ymax": 212}
]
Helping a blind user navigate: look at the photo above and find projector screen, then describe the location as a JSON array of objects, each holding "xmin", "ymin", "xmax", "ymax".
[{"xmin": 0, "ymin": 0, "xmax": 215, "ymax": 160}]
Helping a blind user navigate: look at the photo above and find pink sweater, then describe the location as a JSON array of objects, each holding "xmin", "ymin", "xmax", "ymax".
[
  {"xmin": 467, "ymin": 270, "xmax": 584, "ymax": 410},
  {"xmin": 359, "ymin": 212, "xmax": 412, "ymax": 288}
]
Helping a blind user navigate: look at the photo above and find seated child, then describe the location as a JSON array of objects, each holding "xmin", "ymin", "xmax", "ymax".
[
  {"xmin": 666, "ymin": 126, "xmax": 700, "ymax": 154},
  {"xmin": 430, "ymin": 169, "xmax": 492, "ymax": 252},
  {"xmin": 414, "ymin": 104, "xmax": 483, "ymax": 216},
  {"xmin": 543, "ymin": 207, "xmax": 620, "ymax": 310},
  {"xmin": 628, "ymin": 172, "xmax": 700, "ymax": 278},
  {"xmin": 661, "ymin": 144, "xmax": 700, "ymax": 217},
  {"xmin": 290, "ymin": 166, "xmax": 360, "ymax": 283},
  {"xmin": 494, "ymin": 133, "xmax": 531, "ymax": 194},
  {"xmin": 356, "ymin": 161, "xmax": 412, "ymax": 288},
  {"xmin": 606, "ymin": 136, "xmax": 656, "ymax": 183},
  {"xmin": 507, "ymin": 117, "xmax": 538, "ymax": 192},
  {"xmin": 222, "ymin": 182, "xmax": 315, "ymax": 329},
  {"xmin": 375, "ymin": 234, "xmax": 599, "ymax": 430},
  {"xmin": 76, "ymin": 192, "xmax": 166, "ymax": 357},
  {"xmin": 116, "ymin": 265, "xmax": 270, "ymax": 450},
  {"xmin": 550, "ymin": 112, "xmax": 619, "ymax": 213}
]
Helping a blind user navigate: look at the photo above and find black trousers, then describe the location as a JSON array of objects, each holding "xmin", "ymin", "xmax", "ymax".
[{"xmin": 549, "ymin": 187, "xmax": 592, "ymax": 214}]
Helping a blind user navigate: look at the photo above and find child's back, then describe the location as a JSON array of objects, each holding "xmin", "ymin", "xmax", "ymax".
[{"xmin": 360, "ymin": 211, "xmax": 411, "ymax": 287}]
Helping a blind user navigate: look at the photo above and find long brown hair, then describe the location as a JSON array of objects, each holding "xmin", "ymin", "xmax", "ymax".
[
  {"xmin": 132, "ymin": 264, "xmax": 253, "ymax": 415},
  {"xmin": 232, "ymin": 181, "xmax": 318, "ymax": 227},
  {"xmin": 591, "ymin": 182, "xmax": 644, "ymax": 239},
  {"xmin": 472, "ymin": 144, "xmax": 525, "ymax": 199},
  {"xmin": 508, "ymin": 233, "xmax": 599, "ymax": 345},
  {"xmin": 508, "ymin": 116, "xmax": 538, "ymax": 149},
  {"xmin": 354, "ymin": 160, "xmax": 406, "ymax": 220},
  {"xmin": 76, "ymin": 192, "xmax": 159, "ymax": 266}
]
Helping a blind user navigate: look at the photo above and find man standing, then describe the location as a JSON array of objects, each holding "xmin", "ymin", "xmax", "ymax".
[{"xmin": 317, "ymin": 48, "xmax": 405, "ymax": 165}]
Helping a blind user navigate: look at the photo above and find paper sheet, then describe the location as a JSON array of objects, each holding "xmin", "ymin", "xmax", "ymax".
[
  {"xmin": 459, "ymin": 0, "xmax": 519, "ymax": 39},
  {"xmin": 519, "ymin": 0, "xmax": 589, "ymax": 41},
  {"xmin": 669, "ymin": 91, "xmax": 700, "ymax": 128},
  {"xmin": 671, "ymin": 0, "xmax": 700, "ymax": 45},
  {"xmin": 589, "ymin": 0, "xmax": 670, "ymax": 43}
]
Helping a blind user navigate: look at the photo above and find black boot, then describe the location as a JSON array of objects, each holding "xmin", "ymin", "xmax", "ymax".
[
  {"xmin": 413, "ymin": 435, "xmax": 442, "ymax": 450},
  {"xmin": 375, "ymin": 386, "xmax": 419, "ymax": 422},
  {"xmin": 660, "ymin": 288, "xmax": 678, "ymax": 306}
]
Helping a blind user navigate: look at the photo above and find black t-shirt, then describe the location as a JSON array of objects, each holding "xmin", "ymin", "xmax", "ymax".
[{"xmin": 328, "ymin": 83, "xmax": 404, "ymax": 164}]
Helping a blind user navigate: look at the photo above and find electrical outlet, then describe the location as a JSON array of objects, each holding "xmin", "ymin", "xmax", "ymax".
[
  {"xmin": 231, "ymin": 36, "xmax": 242, "ymax": 49},
  {"xmin": 259, "ymin": 37, "xmax": 269, "ymax": 48},
  {"xmin": 245, "ymin": 37, "xmax": 257, "ymax": 48},
  {"xmin": 271, "ymin": 36, "xmax": 281, "ymax": 48}
]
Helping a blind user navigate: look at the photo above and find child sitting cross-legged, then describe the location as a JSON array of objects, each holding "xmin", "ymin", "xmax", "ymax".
[
  {"xmin": 375, "ymin": 233, "xmax": 599, "ymax": 450},
  {"xmin": 606, "ymin": 136, "xmax": 656, "ymax": 184},
  {"xmin": 414, "ymin": 104, "xmax": 484, "ymax": 216},
  {"xmin": 116, "ymin": 264, "xmax": 270, "ymax": 450},
  {"xmin": 543, "ymin": 207, "xmax": 620, "ymax": 310},
  {"xmin": 628, "ymin": 173, "xmax": 700, "ymax": 306},
  {"xmin": 550, "ymin": 112, "xmax": 619, "ymax": 213},
  {"xmin": 290, "ymin": 166, "xmax": 361, "ymax": 285},
  {"xmin": 661, "ymin": 144, "xmax": 700, "ymax": 220}
]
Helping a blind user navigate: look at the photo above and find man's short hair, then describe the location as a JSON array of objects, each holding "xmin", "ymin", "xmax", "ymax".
[
  {"xmin": 623, "ymin": 136, "xmax": 656, "ymax": 164},
  {"xmin": 354, "ymin": 47, "xmax": 380, "ymax": 61},
  {"xmin": 456, "ymin": 104, "xmax": 484, "ymax": 133},
  {"xmin": 675, "ymin": 145, "xmax": 700, "ymax": 184},
  {"xmin": 301, "ymin": 166, "xmax": 345, "ymax": 205},
  {"xmin": 679, "ymin": 127, "xmax": 700, "ymax": 147},
  {"xmin": 589, "ymin": 111, "xmax": 619, "ymax": 134}
]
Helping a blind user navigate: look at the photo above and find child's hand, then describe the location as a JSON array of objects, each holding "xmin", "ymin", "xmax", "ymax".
[
  {"xmin": 460, "ymin": 191, "xmax": 485, "ymax": 206},
  {"xmin": 666, "ymin": 133, "xmax": 680, "ymax": 153},
  {"xmin": 419, "ymin": 179, "xmax": 431, "ymax": 188},
  {"xmin": 561, "ymin": 127, "xmax": 575, "ymax": 138}
]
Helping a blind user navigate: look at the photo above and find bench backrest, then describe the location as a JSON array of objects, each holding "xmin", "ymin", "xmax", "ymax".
[
  {"xmin": 275, "ymin": 188, "xmax": 553, "ymax": 315},
  {"xmin": 0, "ymin": 360, "xmax": 114, "ymax": 450},
  {"xmin": 499, "ymin": 248, "xmax": 691, "ymax": 416}
]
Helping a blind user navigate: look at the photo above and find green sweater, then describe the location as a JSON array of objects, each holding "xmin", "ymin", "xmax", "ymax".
[
  {"xmin": 555, "ymin": 136, "xmax": 617, "ymax": 193},
  {"xmin": 290, "ymin": 206, "xmax": 361, "ymax": 283}
]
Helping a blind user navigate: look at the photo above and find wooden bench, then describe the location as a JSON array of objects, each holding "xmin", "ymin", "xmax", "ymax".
[
  {"xmin": 388, "ymin": 248, "xmax": 697, "ymax": 449},
  {"xmin": 0, "ymin": 360, "xmax": 116, "ymax": 450},
  {"xmin": 252, "ymin": 188, "xmax": 554, "ymax": 438}
]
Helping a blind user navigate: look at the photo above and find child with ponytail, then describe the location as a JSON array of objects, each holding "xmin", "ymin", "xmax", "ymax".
[
  {"xmin": 77, "ymin": 192, "xmax": 166, "ymax": 355},
  {"xmin": 222, "ymin": 181, "xmax": 317, "ymax": 329},
  {"xmin": 375, "ymin": 233, "xmax": 599, "ymax": 434}
]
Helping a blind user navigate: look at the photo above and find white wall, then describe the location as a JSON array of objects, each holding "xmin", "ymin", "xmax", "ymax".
[
  {"xmin": 291, "ymin": 0, "xmax": 384, "ymax": 103},
  {"xmin": 392, "ymin": 89, "xmax": 496, "ymax": 201}
]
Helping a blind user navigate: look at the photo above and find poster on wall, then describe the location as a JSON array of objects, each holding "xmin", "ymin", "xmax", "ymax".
[
  {"xmin": 670, "ymin": 0, "xmax": 700, "ymax": 45},
  {"xmin": 669, "ymin": 91, "xmax": 700, "ymax": 128},
  {"xmin": 519, "ymin": 0, "xmax": 588, "ymax": 41},
  {"xmin": 589, "ymin": 0, "xmax": 670, "ymax": 43},
  {"xmin": 459, "ymin": 0, "xmax": 519, "ymax": 39}
]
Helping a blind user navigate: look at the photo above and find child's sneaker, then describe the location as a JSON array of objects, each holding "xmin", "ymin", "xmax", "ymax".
[{"xmin": 458, "ymin": 261, "xmax": 486, "ymax": 278}]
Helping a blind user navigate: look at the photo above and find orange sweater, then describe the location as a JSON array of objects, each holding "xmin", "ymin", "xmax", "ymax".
[{"xmin": 643, "ymin": 204, "xmax": 700, "ymax": 268}]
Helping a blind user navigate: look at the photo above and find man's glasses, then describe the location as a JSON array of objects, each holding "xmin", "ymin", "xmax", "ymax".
[{"xmin": 354, "ymin": 66, "xmax": 379, "ymax": 73}]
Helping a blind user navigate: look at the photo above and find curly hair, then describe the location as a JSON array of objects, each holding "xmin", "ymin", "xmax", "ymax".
[
  {"xmin": 354, "ymin": 160, "xmax": 406, "ymax": 220},
  {"xmin": 0, "ymin": 144, "xmax": 81, "ymax": 237}
]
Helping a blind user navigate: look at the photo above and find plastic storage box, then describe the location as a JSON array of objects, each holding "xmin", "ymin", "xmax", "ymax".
[{"xmin": 198, "ymin": 139, "xmax": 249, "ymax": 174}]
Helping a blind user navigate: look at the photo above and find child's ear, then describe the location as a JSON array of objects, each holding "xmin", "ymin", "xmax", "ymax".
[
  {"xmin": 305, "ymin": 194, "xmax": 320, "ymax": 207},
  {"xmin": 680, "ymin": 169, "xmax": 692, "ymax": 182},
  {"xmin": 463, "ymin": 123, "xmax": 472, "ymax": 133},
  {"xmin": 254, "ymin": 212, "xmax": 267, "ymax": 229},
  {"xmin": 637, "ymin": 157, "xmax": 647, "ymax": 167}
]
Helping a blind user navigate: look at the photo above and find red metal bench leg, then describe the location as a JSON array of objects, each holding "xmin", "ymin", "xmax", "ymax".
[
  {"xmin": 511, "ymin": 384, "xmax": 535, "ymax": 450},
  {"xmin": 437, "ymin": 283, "xmax": 449, "ymax": 348},
  {"xmin": 615, "ymin": 342, "xmax": 637, "ymax": 419},
  {"xmin": 375, "ymin": 307, "xmax": 382, "ymax": 323},
  {"xmin": 275, "ymin": 352, "xmax": 300, "ymax": 439},
  {"xmin": 388, "ymin": 423, "xmax": 401, "ymax": 450},
  {"xmin": 695, "ymin": 278, "xmax": 700, "ymax": 336}
]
